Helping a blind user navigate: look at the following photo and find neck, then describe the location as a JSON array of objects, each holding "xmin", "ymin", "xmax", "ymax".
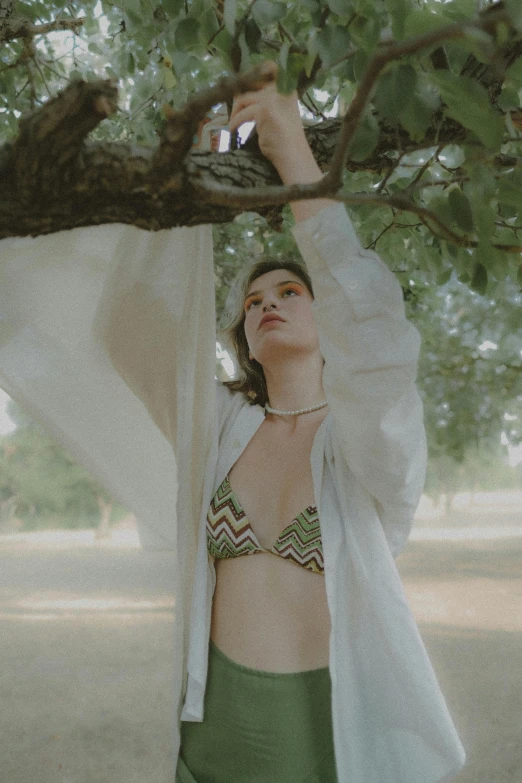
[{"xmin": 262, "ymin": 352, "xmax": 326, "ymax": 416}]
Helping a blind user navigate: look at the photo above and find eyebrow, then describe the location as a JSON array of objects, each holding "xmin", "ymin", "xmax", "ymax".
[{"xmin": 245, "ymin": 280, "xmax": 302, "ymax": 300}]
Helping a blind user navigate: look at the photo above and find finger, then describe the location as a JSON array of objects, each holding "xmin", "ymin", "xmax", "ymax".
[
  {"xmin": 229, "ymin": 105, "xmax": 258, "ymax": 134},
  {"xmin": 246, "ymin": 59, "xmax": 278, "ymax": 89},
  {"xmin": 230, "ymin": 82, "xmax": 278, "ymax": 129},
  {"xmin": 260, "ymin": 60, "xmax": 278, "ymax": 77},
  {"xmin": 231, "ymin": 90, "xmax": 264, "ymax": 118}
]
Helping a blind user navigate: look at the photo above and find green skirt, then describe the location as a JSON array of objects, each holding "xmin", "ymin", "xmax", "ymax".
[{"xmin": 176, "ymin": 639, "xmax": 338, "ymax": 783}]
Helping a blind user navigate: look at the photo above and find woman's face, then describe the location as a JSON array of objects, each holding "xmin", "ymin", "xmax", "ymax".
[{"xmin": 243, "ymin": 269, "xmax": 319, "ymax": 365}]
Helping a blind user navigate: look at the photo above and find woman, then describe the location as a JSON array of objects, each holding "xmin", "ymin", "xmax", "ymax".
[
  {"xmin": 0, "ymin": 64, "xmax": 466, "ymax": 782},
  {"xmin": 174, "ymin": 68, "xmax": 466, "ymax": 782}
]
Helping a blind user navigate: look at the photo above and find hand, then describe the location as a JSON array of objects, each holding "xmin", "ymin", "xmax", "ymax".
[
  {"xmin": 228, "ymin": 61, "xmax": 307, "ymax": 170},
  {"xmin": 229, "ymin": 61, "xmax": 335, "ymax": 223}
]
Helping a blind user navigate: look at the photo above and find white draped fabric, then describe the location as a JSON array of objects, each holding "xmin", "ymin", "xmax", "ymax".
[{"xmin": 0, "ymin": 222, "xmax": 216, "ymax": 774}]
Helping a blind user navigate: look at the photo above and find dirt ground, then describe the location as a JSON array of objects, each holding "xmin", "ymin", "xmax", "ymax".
[{"xmin": 1, "ymin": 511, "xmax": 521, "ymax": 783}]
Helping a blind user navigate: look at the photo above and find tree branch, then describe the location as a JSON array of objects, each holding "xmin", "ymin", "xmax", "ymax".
[
  {"xmin": 323, "ymin": 7, "xmax": 515, "ymax": 193},
  {"xmin": 151, "ymin": 62, "xmax": 278, "ymax": 178},
  {"xmin": 12, "ymin": 79, "xmax": 118, "ymax": 205},
  {"xmin": 0, "ymin": 15, "xmax": 84, "ymax": 43},
  {"xmin": 3, "ymin": 11, "xmax": 522, "ymax": 241}
]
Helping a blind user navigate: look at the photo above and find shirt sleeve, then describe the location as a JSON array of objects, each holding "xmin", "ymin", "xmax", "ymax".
[
  {"xmin": 93, "ymin": 222, "xmax": 218, "ymax": 447},
  {"xmin": 0, "ymin": 222, "xmax": 219, "ymax": 551},
  {"xmin": 291, "ymin": 202, "xmax": 427, "ymax": 553}
]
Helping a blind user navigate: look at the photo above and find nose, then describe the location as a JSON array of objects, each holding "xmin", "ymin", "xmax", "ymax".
[{"xmin": 262, "ymin": 293, "xmax": 279, "ymax": 312}]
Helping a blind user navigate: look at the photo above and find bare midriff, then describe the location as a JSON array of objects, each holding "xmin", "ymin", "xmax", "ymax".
[{"xmin": 209, "ymin": 409, "xmax": 331, "ymax": 673}]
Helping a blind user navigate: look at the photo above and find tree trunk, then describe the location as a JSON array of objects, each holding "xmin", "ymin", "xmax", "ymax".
[{"xmin": 95, "ymin": 495, "xmax": 112, "ymax": 540}]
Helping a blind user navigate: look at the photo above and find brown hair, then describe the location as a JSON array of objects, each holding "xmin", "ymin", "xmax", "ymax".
[{"xmin": 218, "ymin": 258, "xmax": 315, "ymax": 407}]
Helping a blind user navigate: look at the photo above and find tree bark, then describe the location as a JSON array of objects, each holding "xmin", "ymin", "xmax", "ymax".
[
  {"xmin": 2, "ymin": 88, "xmax": 519, "ymax": 239},
  {"xmin": 0, "ymin": 1, "xmax": 83, "ymax": 42}
]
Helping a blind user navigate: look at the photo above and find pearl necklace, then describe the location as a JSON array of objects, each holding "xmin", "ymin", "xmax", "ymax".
[{"xmin": 265, "ymin": 400, "xmax": 328, "ymax": 416}]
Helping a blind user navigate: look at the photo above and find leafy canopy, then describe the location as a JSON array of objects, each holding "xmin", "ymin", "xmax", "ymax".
[{"xmin": 1, "ymin": 0, "xmax": 521, "ymax": 472}]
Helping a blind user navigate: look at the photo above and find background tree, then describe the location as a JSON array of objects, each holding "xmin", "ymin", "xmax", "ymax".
[
  {"xmin": 0, "ymin": 398, "xmax": 120, "ymax": 532},
  {"xmin": 0, "ymin": 0, "xmax": 521, "ymax": 518}
]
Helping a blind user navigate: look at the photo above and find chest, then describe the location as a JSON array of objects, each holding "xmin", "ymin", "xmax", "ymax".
[{"xmin": 227, "ymin": 416, "xmax": 325, "ymax": 549}]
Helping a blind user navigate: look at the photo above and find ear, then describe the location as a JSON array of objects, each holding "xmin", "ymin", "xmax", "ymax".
[{"xmin": 249, "ymin": 353, "xmax": 253, "ymax": 360}]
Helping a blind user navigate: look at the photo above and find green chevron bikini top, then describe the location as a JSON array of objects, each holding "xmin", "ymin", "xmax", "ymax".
[{"xmin": 206, "ymin": 474, "xmax": 324, "ymax": 575}]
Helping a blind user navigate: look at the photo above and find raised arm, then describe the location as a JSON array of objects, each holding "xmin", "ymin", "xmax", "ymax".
[
  {"xmin": 291, "ymin": 204, "xmax": 427, "ymax": 556},
  {"xmin": 229, "ymin": 64, "xmax": 427, "ymax": 555},
  {"xmin": 228, "ymin": 60, "xmax": 337, "ymax": 224}
]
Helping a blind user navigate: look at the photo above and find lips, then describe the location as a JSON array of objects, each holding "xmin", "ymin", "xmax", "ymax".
[{"xmin": 259, "ymin": 314, "xmax": 285, "ymax": 328}]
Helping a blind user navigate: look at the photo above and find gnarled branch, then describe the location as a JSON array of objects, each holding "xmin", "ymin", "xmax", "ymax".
[
  {"xmin": 1, "ymin": 6, "xmax": 84, "ymax": 43},
  {"xmin": 2, "ymin": 10, "xmax": 522, "ymax": 241}
]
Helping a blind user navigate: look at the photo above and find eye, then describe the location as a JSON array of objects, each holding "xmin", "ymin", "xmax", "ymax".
[
  {"xmin": 282, "ymin": 286, "xmax": 300, "ymax": 297},
  {"xmin": 244, "ymin": 297, "xmax": 261, "ymax": 311}
]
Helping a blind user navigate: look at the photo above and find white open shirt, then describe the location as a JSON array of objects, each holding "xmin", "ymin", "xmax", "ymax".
[{"xmin": 0, "ymin": 203, "xmax": 466, "ymax": 782}]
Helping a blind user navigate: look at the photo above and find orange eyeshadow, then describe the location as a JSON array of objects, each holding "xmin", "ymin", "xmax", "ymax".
[{"xmin": 244, "ymin": 282, "xmax": 303, "ymax": 310}]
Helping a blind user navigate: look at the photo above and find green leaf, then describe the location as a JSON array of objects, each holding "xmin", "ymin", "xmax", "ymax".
[
  {"xmin": 429, "ymin": 194, "xmax": 453, "ymax": 229},
  {"xmin": 383, "ymin": 0, "xmax": 410, "ymax": 40},
  {"xmin": 436, "ymin": 267, "xmax": 452, "ymax": 286},
  {"xmin": 13, "ymin": 2, "xmax": 39, "ymax": 20},
  {"xmin": 466, "ymin": 164, "xmax": 497, "ymax": 199},
  {"xmin": 447, "ymin": 246, "xmax": 474, "ymax": 277},
  {"xmin": 163, "ymin": 0, "xmax": 185, "ymax": 14},
  {"xmin": 162, "ymin": 66, "xmax": 177, "ymax": 90},
  {"xmin": 498, "ymin": 85, "xmax": 520, "ymax": 111},
  {"xmin": 316, "ymin": 25, "xmax": 353, "ymax": 68},
  {"xmin": 404, "ymin": 9, "xmax": 449, "ymax": 38},
  {"xmin": 244, "ymin": 19, "xmax": 262, "ymax": 54},
  {"xmin": 448, "ymin": 188, "xmax": 473, "ymax": 233},
  {"xmin": 470, "ymin": 261, "xmax": 488, "ymax": 295},
  {"xmin": 212, "ymin": 27, "xmax": 234, "ymax": 57},
  {"xmin": 471, "ymin": 202, "xmax": 496, "ymax": 243},
  {"xmin": 430, "ymin": 73, "xmax": 504, "ymax": 150},
  {"xmin": 174, "ymin": 18, "xmax": 201, "ymax": 52},
  {"xmin": 279, "ymin": 41, "xmax": 290, "ymax": 72},
  {"xmin": 121, "ymin": 0, "xmax": 141, "ymax": 13},
  {"xmin": 238, "ymin": 29, "xmax": 251, "ymax": 70},
  {"xmin": 349, "ymin": 111, "xmax": 380, "ymax": 161},
  {"xmin": 125, "ymin": 8, "xmax": 143, "ymax": 29},
  {"xmin": 354, "ymin": 0, "xmax": 378, "ymax": 14},
  {"xmin": 224, "ymin": 0, "xmax": 236, "ymax": 36},
  {"xmin": 349, "ymin": 14, "xmax": 382, "ymax": 52},
  {"xmin": 200, "ymin": 6, "xmax": 220, "ymax": 39},
  {"xmin": 442, "ymin": 0, "xmax": 478, "ymax": 21},
  {"xmin": 252, "ymin": 0, "xmax": 287, "ymax": 27},
  {"xmin": 305, "ymin": 31, "xmax": 318, "ymax": 77},
  {"xmin": 505, "ymin": 0, "xmax": 522, "ymax": 31},
  {"xmin": 399, "ymin": 90, "xmax": 436, "ymax": 142},
  {"xmin": 374, "ymin": 63, "xmax": 417, "ymax": 121},
  {"xmin": 506, "ymin": 58, "xmax": 522, "ymax": 83},
  {"xmin": 276, "ymin": 53, "xmax": 305, "ymax": 95},
  {"xmin": 517, "ymin": 264, "xmax": 522, "ymax": 287},
  {"xmin": 185, "ymin": 0, "xmax": 208, "ymax": 19},
  {"xmin": 497, "ymin": 170, "xmax": 522, "ymax": 208},
  {"xmin": 327, "ymin": 0, "xmax": 352, "ymax": 14},
  {"xmin": 505, "ymin": 110, "xmax": 518, "ymax": 139},
  {"xmin": 353, "ymin": 50, "xmax": 369, "ymax": 82},
  {"xmin": 487, "ymin": 248, "xmax": 510, "ymax": 282}
]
